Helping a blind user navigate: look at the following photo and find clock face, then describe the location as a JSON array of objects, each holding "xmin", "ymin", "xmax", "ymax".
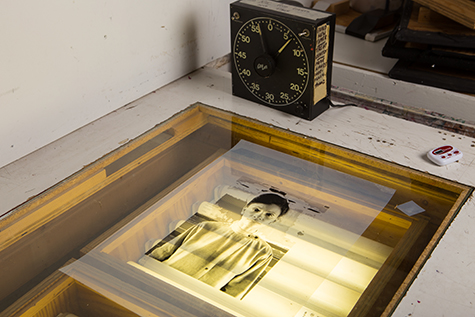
[{"xmin": 233, "ymin": 17, "xmax": 309, "ymax": 106}]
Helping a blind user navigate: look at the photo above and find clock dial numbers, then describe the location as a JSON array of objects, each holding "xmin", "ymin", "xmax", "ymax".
[
  {"xmin": 233, "ymin": 17, "xmax": 309, "ymax": 106},
  {"xmin": 297, "ymin": 68, "xmax": 307, "ymax": 76},
  {"xmin": 250, "ymin": 22, "xmax": 261, "ymax": 34},
  {"xmin": 240, "ymin": 34, "xmax": 251, "ymax": 43}
]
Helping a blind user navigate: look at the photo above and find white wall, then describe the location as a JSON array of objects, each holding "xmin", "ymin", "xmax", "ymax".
[{"xmin": 0, "ymin": 0, "xmax": 232, "ymax": 168}]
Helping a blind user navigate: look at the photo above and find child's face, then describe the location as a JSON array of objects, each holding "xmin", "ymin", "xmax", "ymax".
[{"xmin": 241, "ymin": 202, "xmax": 281, "ymax": 225}]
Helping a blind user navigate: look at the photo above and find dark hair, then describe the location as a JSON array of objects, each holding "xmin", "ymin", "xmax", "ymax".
[{"xmin": 247, "ymin": 193, "xmax": 289, "ymax": 217}]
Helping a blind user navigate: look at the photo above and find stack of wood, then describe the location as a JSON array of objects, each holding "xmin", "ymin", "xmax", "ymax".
[
  {"xmin": 312, "ymin": 0, "xmax": 350, "ymax": 15},
  {"xmin": 382, "ymin": 0, "xmax": 475, "ymax": 93}
]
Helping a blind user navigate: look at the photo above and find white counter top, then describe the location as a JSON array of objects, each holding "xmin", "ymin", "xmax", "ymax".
[{"xmin": 1, "ymin": 67, "xmax": 474, "ymax": 316}]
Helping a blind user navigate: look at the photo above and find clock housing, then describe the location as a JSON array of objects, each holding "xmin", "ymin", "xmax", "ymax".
[{"xmin": 230, "ymin": 0, "xmax": 335, "ymax": 120}]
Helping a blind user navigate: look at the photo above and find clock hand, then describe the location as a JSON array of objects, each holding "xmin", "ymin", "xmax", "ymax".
[
  {"xmin": 275, "ymin": 39, "xmax": 291, "ymax": 59},
  {"xmin": 258, "ymin": 27, "xmax": 268, "ymax": 55}
]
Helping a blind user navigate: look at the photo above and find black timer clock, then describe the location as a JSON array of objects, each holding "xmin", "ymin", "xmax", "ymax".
[{"xmin": 230, "ymin": 0, "xmax": 335, "ymax": 120}]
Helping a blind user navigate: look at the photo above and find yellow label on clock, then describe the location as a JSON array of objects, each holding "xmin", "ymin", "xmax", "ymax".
[{"xmin": 314, "ymin": 23, "xmax": 330, "ymax": 104}]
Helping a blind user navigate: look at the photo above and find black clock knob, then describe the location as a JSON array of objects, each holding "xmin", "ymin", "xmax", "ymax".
[
  {"xmin": 254, "ymin": 54, "xmax": 276, "ymax": 78},
  {"xmin": 295, "ymin": 103, "xmax": 305, "ymax": 115}
]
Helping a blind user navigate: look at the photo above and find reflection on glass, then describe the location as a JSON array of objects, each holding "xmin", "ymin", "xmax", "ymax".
[
  {"xmin": 7, "ymin": 105, "xmax": 469, "ymax": 317},
  {"xmin": 62, "ymin": 140, "xmax": 399, "ymax": 317}
]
